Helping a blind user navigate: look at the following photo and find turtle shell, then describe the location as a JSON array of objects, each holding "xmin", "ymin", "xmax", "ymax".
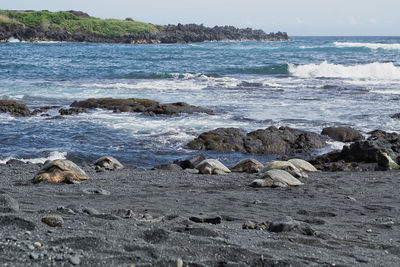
[
  {"xmin": 261, "ymin": 169, "xmax": 303, "ymax": 186},
  {"xmin": 196, "ymin": 159, "xmax": 231, "ymax": 174},
  {"xmin": 40, "ymin": 159, "xmax": 88, "ymax": 179},
  {"xmin": 288, "ymin": 159, "xmax": 317, "ymax": 172}
]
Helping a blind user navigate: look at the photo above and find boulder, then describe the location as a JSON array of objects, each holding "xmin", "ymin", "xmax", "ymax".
[
  {"xmin": 173, "ymin": 154, "xmax": 207, "ymax": 169},
  {"xmin": 321, "ymin": 126, "xmax": 363, "ymax": 142},
  {"xmin": 391, "ymin": 113, "xmax": 400, "ymax": 119},
  {"xmin": 31, "ymin": 105, "xmax": 60, "ymax": 115},
  {"xmin": 70, "ymin": 98, "xmax": 213, "ymax": 116},
  {"xmin": 188, "ymin": 126, "xmax": 327, "ymax": 156},
  {"xmin": 59, "ymin": 107, "xmax": 87, "ymax": 116},
  {"xmin": 0, "ymin": 100, "xmax": 30, "ymax": 116},
  {"xmin": 311, "ymin": 129, "xmax": 400, "ymax": 171}
]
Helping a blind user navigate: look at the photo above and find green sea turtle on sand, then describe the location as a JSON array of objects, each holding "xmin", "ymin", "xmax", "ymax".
[
  {"xmin": 195, "ymin": 159, "xmax": 231, "ymax": 174},
  {"xmin": 33, "ymin": 160, "xmax": 89, "ymax": 184},
  {"xmin": 250, "ymin": 169, "xmax": 303, "ymax": 188},
  {"xmin": 94, "ymin": 156, "xmax": 123, "ymax": 170},
  {"xmin": 263, "ymin": 161, "xmax": 306, "ymax": 178},
  {"xmin": 288, "ymin": 158, "xmax": 317, "ymax": 172},
  {"xmin": 231, "ymin": 158, "xmax": 264, "ymax": 173}
]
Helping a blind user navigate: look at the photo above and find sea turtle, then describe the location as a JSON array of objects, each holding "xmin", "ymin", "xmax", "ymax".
[
  {"xmin": 94, "ymin": 156, "xmax": 123, "ymax": 170},
  {"xmin": 262, "ymin": 161, "xmax": 306, "ymax": 178},
  {"xmin": 32, "ymin": 159, "xmax": 89, "ymax": 184},
  {"xmin": 250, "ymin": 169, "xmax": 303, "ymax": 188},
  {"xmin": 288, "ymin": 158, "xmax": 317, "ymax": 172},
  {"xmin": 231, "ymin": 158, "xmax": 264, "ymax": 173},
  {"xmin": 195, "ymin": 159, "xmax": 231, "ymax": 175}
]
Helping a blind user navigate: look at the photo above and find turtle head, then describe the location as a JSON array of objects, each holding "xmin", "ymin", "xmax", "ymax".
[{"xmin": 32, "ymin": 173, "xmax": 50, "ymax": 183}]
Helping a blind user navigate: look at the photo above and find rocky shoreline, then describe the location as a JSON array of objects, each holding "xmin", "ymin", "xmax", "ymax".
[
  {"xmin": 0, "ymin": 10, "xmax": 289, "ymax": 44},
  {"xmin": 1, "ymin": 98, "xmax": 400, "ymax": 265}
]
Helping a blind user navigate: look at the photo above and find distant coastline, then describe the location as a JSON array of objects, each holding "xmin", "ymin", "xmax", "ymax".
[{"xmin": 0, "ymin": 10, "xmax": 290, "ymax": 44}]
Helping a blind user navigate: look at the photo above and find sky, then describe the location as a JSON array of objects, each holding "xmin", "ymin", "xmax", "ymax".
[{"xmin": 2, "ymin": 0, "xmax": 399, "ymax": 36}]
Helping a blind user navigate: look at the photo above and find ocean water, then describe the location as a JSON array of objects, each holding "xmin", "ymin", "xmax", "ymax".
[{"xmin": 0, "ymin": 36, "xmax": 399, "ymax": 167}]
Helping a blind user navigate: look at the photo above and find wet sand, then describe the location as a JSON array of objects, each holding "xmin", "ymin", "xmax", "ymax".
[{"xmin": 0, "ymin": 162, "xmax": 399, "ymax": 266}]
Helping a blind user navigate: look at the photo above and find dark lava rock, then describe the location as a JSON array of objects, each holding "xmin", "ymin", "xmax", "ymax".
[
  {"xmin": 311, "ymin": 129, "xmax": 400, "ymax": 171},
  {"xmin": 0, "ymin": 194, "xmax": 19, "ymax": 213},
  {"xmin": 6, "ymin": 159, "xmax": 26, "ymax": 165},
  {"xmin": 173, "ymin": 154, "xmax": 207, "ymax": 169},
  {"xmin": 321, "ymin": 126, "xmax": 363, "ymax": 142},
  {"xmin": 189, "ymin": 215, "xmax": 222, "ymax": 224},
  {"xmin": 59, "ymin": 107, "xmax": 87, "ymax": 116},
  {"xmin": 391, "ymin": 113, "xmax": 400, "ymax": 119},
  {"xmin": 70, "ymin": 98, "xmax": 213, "ymax": 116},
  {"xmin": 187, "ymin": 126, "xmax": 327, "ymax": 155},
  {"xmin": 41, "ymin": 215, "xmax": 64, "ymax": 227},
  {"xmin": 31, "ymin": 105, "xmax": 60, "ymax": 116},
  {"xmin": 0, "ymin": 100, "xmax": 30, "ymax": 116},
  {"xmin": 45, "ymin": 115, "xmax": 65, "ymax": 120}
]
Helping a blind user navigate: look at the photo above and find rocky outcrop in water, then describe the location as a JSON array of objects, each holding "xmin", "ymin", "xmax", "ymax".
[
  {"xmin": 70, "ymin": 98, "xmax": 213, "ymax": 116},
  {"xmin": 0, "ymin": 13, "xmax": 289, "ymax": 44},
  {"xmin": 311, "ymin": 129, "xmax": 400, "ymax": 171},
  {"xmin": 0, "ymin": 100, "xmax": 30, "ymax": 116},
  {"xmin": 187, "ymin": 126, "xmax": 327, "ymax": 156}
]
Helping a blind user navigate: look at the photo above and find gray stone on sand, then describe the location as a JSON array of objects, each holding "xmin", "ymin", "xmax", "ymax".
[
  {"xmin": 82, "ymin": 188, "xmax": 111, "ymax": 195},
  {"xmin": 69, "ymin": 255, "xmax": 81, "ymax": 265},
  {"xmin": 231, "ymin": 158, "xmax": 264, "ymax": 173},
  {"xmin": 0, "ymin": 194, "xmax": 19, "ymax": 213},
  {"xmin": 195, "ymin": 159, "xmax": 231, "ymax": 175},
  {"xmin": 41, "ymin": 215, "xmax": 64, "ymax": 227},
  {"xmin": 268, "ymin": 216, "xmax": 300, "ymax": 233}
]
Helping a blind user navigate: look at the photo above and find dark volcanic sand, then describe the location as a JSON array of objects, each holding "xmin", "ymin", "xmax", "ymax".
[{"xmin": 0, "ymin": 163, "xmax": 399, "ymax": 266}]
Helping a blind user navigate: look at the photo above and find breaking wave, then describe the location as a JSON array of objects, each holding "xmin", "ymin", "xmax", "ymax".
[{"xmin": 288, "ymin": 61, "xmax": 400, "ymax": 80}]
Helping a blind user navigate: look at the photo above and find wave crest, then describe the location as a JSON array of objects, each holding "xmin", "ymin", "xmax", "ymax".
[
  {"xmin": 334, "ymin": 42, "xmax": 400, "ymax": 50},
  {"xmin": 288, "ymin": 61, "xmax": 400, "ymax": 80}
]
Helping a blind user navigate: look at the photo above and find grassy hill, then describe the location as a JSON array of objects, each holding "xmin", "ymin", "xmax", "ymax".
[{"xmin": 0, "ymin": 10, "xmax": 157, "ymax": 37}]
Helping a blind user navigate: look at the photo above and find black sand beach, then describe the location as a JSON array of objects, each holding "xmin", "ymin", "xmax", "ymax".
[{"xmin": 0, "ymin": 162, "xmax": 399, "ymax": 266}]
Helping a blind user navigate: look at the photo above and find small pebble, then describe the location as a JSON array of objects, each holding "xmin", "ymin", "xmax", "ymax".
[
  {"xmin": 177, "ymin": 257, "xmax": 183, "ymax": 267},
  {"xmin": 34, "ymin": 242, "xmax": 41, "ymax": 248},
  {"xmin": 27, "ymin": 244, "xmax": 35, "ymax": 250},
  {"xmin": 29, "ymin": 252, "xmax": 39, "ymax": 260},
  {"xmin": 69, "ymin": 255, "xmax": 81, "ymax": 265},
  {"xmin": 366, "ymin": 229, "xmax": 372, "ymax": 233}
]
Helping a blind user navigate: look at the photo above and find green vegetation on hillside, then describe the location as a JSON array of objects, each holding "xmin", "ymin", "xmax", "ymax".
[{"xmin": 0, "ymin": 10, "xmax": 157, "ymax": 36}]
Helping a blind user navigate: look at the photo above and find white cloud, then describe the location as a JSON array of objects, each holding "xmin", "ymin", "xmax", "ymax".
[
  {"xmin": 348, "ymin": 16, "xmax": 358, "ymax": 25},
  {"xmin": 295, "ymin": 17, "xmax": 305, "ymax": 24}
]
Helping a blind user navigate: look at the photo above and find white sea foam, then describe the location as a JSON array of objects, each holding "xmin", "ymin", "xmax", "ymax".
[
  {"xmin": 0, "ymin": 151, "xmax": 67, "ymax": 164},
  {"xmin": 334, "ymin": 42, "xmax": 400, "ymax": 50},
  {"xmin": 288, "ymin": 61, "xmax": 400, "ymax": 80},
  {"xmin": 7, "ymin": 37, "xmax": 21, "ymax": 43}
]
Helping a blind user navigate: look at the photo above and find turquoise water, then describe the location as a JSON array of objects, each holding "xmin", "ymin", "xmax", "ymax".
[{"xmin": 1, "ymin": 37, "xmax": 400, "ymax": 167}]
